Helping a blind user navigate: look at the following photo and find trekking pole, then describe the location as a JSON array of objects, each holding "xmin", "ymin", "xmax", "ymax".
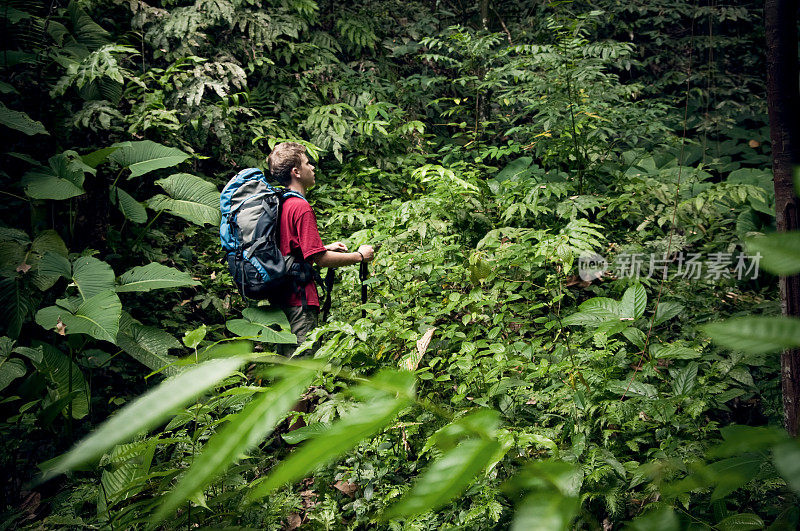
[
  {"xmin": 321, "ymin": 268, "xmax": 335, "ymax": 322},
  {"xmin": 359, "ymin": 260, "xmax": 369, "ymax": 319}
]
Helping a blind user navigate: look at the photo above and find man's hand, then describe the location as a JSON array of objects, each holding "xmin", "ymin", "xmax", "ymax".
[
  {"xmin": 357, "ymin": 245, "xmax": 375, "ymax": 262},
  {"xmin": 325, "ymin": 241, "xmax": 348, "ymax": 252}
]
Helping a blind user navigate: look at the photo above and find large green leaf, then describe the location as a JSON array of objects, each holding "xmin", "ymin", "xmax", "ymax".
[
  {"xmin": 226, "ymin": 307, "xmax": 296, "ymax": 344},
  {"xmin": 715, "ymin": 513, "xmax": 764, "ymax": 531},
  {"xmin": 511, "ymin": 491, "xmax": 580, "ymax": 531},
  {"xmin": 35, "ymin": 342, "xmax": 90, "ymax": 419},
  {"xmin": 29, "ymin": 231, "xmax": 69, "ymax": 291},
  {"xmin": 620, "ymin": 284, "xmax": 647, "ymax": 320},
  {"xmin": 72, "ymin": 256, "xmax": 116, "ymax": 300},
  {"xmin": 22, "ymin": 152, "xmax": 90, "ymax": 200},
  {"xmin": 111, "ymin": 186, "xmax": 147, "ymax": 224},
  {"xmin": 36, "ymin": 290, "xmax": 122, "ymax": 343},
  {"xmin": 41, "ymin": 356, "xmax": 248, "ymax": 480},
  {"xmin": 707, "ymin": 455, "xmax": 764, "ymax": 500},
  {"xmin": 108, "ymin": 140, "xmax": 190, "ymax": 178},
  {"xmin": 773, "ymin": 440, "xmax": 800, "ymax": 494},
  {"xmin": 100, "ymin": 441, "xmax": 156, "ymax": 508},
  {"xmin": 624, "ymin": 508, "xmax": 679, "ymax": 531},
  {"xmin": 0, "ymin": 357, "xmax": 26, "ymax": 393},
  {"xmin": 154, "ymin": 366, "xmax": 315, "ymax": 522},
  {"xmin": 705, "ymin": 316, "xmax": 800, "ymax": 354},
  {"xmin": 146, "ymin": 173, "xmax": 221, "ymax": 226},
  {"xmin": 116, "ymin": 262, "xmax": 199, "ymax": 293},
  {"xmin": 247, "ymin": 373, "xmax": 414, "ymax": 502},
  {"xmin": 746, "ymin": 232, "xmax": 800, "ymax": 276},
  {"xmin": 0, "ymin": 277, "xmax": 34, "ymax": 338},
  {"xmin": 116, "ymin": 314, "xmax": 182, "ymax": 377},
  {"xmin": 0, "ymin": 101, "xmax": 48, "ymax": 135},
  {"xmin": 386, "ymin": 437, "xmax": 500, "ymax": 518}
]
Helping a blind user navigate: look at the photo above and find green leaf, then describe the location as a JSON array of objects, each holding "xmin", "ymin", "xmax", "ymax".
[
  {"xmin": 35, "ymin": 342, "xmax": 89, "ymax": 419},
  {"xmin": 511, "ymin": 491, "xmax": 580, "ymax": 531},
  {"xmin": 710, "ymin": 425, "xmax": 787, "ymax": 458},
  {"xmin": 747, "ymin": 233, "xmax": 800, "ymax": 276},
  {"xmin": 41, "ymin": 356, "xmax": 248, "ymax": 480},
  {"xmin": 116, "ymin": 263, "xmax": 199, "ymax": 293},
  {"xmin": 715, "ymin": 513, "xmax": 764, "ymax": 531},
  {"xmin": 82, "ymin": 146, "xmax": 120, "ymax": 169},
  {"xmin": 708, "ymin": 455, "xmax": 764, "ymax": 500},
  {"xmin": 147, "ymin": 173, "xmax": 221, "ymax": 226},
  {"xmin": 182, "ymin": 325, "xmax": 207, "ymax": 349},
  {"xmin": 624, "ymin": 508, "xmax": 679, "ymax": 531},
  {"xmin": 0, "ymin": 101, "xmax": 48, "ymax": 136},
  {"xmin": 620, "ymin": 284, "xmax": 647, "ymax": 320},
  {"xmin": 112, "ymin": 187, "xmax": 147, "ymax": 224},
  {"xmin": 22, "ymin": 153, "xmax": 89, "ymax": 200},
  {"xmin": 578, "ymin": 297, "xmax": 619, "ymax": 318},
  {"xmin": 0, "ymin": 278, "xmax": 34, "ymax": 338},
  {"xmin": 116, "ymin": 315, "xmax": 181, "ymax": 377},
  {"xmin": 0, "ymin": 357, "xmax": 26, "ymax": 392},
  {"xmin": 670, "ymin": 362, "xmax": 698, "ymax": 396},
  {"xmin": 154, "ymin": 366, "xmax": 315, "ymax": 523},
  {"xmin": 226, "ymin": 308, "xmax": 296, "ymax": 344},
  {"xmin": 622, "ymin": 327, "xmax": 647, "ymax": 349},
  {"xmin": 108, "ymin": 141, "xmax": 191, "ymax": 178},
  {"xmin": 247, "ymin": 392, "xmax": 411, "ymax": 502},
  {"xmin": 773, "ymin": 440, "xmax": 800, "ymax": 494},
  {"xmin": 281, "ymin": 422, "xmax": 331, "ymax": 444},
  {"xmin": 36, "ymin": 290, "xmax": 121, "ymax": 343},
  {"xmin": 72, "ymin": 256, "xmax": 116, "ymax": 300},
  {"xmin": 100, "ymin": 441, "xmax": 156, "ymax": 507},
  {"xmin": 507, "ymin": 460, "xmax": 583, "ymax": 496},
  {"xmin": 38, "ymin": 252, "xmax": 72, "ymax": 280},
  {"xmin": 386, "ymin": 437, "xmax": 500, "ymax": 518},
  {"xmin": 705, "ymin": 317, "xmax": 800, "ymax": 354},
  {"xmin": 653, "ymin": 301, "xmax": 683, "ymax": 326}
]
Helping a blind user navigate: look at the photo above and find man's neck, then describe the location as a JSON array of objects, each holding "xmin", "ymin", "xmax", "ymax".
[{"xmin": 288, "ymin": 182, "xmax": 307, "ymax": 196}]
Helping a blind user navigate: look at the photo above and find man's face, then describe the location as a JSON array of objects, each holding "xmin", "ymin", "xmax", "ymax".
[{"xmin": 296, "ymin": 154, "xmax": 315, "ymax": 187}]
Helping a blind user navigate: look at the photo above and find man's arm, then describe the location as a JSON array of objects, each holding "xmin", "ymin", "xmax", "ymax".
[{"xmin": 310, "ymin": 244, "xmax": 374, "ymax": 268}]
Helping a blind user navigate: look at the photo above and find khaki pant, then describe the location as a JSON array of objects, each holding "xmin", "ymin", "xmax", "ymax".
[{"xmin": 277, "ymin": 306, "xmax": 319, "ymax": 357}]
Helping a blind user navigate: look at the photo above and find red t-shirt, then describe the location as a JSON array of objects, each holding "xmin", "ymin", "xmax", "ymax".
[{"xmin": 279, "ymin": 196, "xmax": 326, "ymax": 307}]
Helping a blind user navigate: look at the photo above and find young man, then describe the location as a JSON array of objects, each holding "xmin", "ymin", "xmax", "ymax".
[{"xmin": 267, "ymin": 142, "xmax": 375, "ymax": 355}]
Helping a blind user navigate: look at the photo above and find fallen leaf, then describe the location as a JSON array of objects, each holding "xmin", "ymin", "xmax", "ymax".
[
  {"xmin": 285, "ymin": 513, "xmax": 302, "ymax": 530},
  {"xmin": 749, "ymin": 139, "xmax": 760, "ymax": 148},
  {"xmin": 333, "ymin": 480, "xmax": 358, "ymax": 497},
  {"xmin": 180, "ymin": 299, "xmax": 191, "ymax": 306},
  {"xmin": 210, "ymin": 271, "xmax": 216, "ymax": 280},
  {"xmin": 56, "ymin": 318, "xmax": 66, "ymax": 336},
  {"xmin": 16, "ymin": 262, "xmax": 31, "ymax": 274}
]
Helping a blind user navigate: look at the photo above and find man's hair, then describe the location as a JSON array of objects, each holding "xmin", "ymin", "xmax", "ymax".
[{"xmin": 268, "ymin": 142, "xmax": 307, "ymax": 186}]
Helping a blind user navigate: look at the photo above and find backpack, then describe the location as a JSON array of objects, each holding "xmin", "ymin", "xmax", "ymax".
[{"xmin": 220, "ymin": 168, "xmax": 312, "ymax": 301}]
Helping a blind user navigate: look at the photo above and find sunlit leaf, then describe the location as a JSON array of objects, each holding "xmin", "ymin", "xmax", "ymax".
[
  {"xmin": 40, "ymin": 356, "xmax": 248, "ymax": 480},
  {"xmin": 154, "ymin": 366, "xmax": 315, "ymax": 522}
]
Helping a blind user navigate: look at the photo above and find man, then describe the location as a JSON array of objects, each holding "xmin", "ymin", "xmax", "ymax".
[{"xmin": 267, "ymin": 142, "xmax": 375, "ymax": 356}]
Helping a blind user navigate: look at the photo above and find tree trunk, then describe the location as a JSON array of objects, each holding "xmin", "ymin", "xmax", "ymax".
[{"xmin": 766, "ymin": 0, "xmax": 800, "ymax": 436}]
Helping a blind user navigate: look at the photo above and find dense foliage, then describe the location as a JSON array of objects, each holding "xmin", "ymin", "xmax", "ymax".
[{"xmin": 1, "ymin": 0, "xmax": 798, "ymax": 529}]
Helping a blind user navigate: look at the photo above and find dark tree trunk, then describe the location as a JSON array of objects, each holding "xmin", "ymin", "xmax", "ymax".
[{"xmin": 766, "ymin": 0, "xmax": 800, "ymax": 436}]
